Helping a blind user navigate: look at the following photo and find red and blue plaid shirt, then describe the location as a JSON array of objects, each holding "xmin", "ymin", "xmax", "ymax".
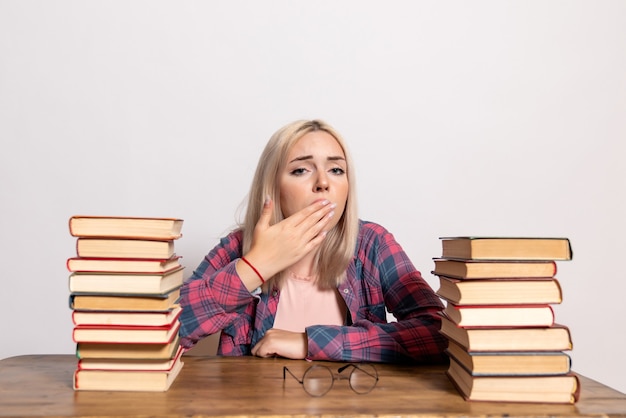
[{"xmin": 179, "ymin": 220, "xmax": 447, "ymax": 363}]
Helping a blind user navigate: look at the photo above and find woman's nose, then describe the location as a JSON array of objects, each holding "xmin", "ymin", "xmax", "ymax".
[{"xmin": 315, "ymin": 173, "xmax": 329, "ymax": 191}]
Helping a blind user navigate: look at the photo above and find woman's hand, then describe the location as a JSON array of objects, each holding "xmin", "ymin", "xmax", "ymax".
[
  {"xmin": 251, "ymin": 328, "xmax": 308, "ymax": 359},
  {"xmin": 239, "ymin": 198, "xmax": 336, "ymax": 286}
]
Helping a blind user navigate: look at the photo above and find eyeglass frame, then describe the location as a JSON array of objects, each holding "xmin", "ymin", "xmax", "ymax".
[{"xmin": 282, "ymin": 363, "xmax": 379, "ymax": 397}]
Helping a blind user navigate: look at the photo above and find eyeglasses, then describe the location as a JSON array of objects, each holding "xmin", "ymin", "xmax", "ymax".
[{"xmin": 283, "ymin": 363, "xmax": 379, "ymax": 397}]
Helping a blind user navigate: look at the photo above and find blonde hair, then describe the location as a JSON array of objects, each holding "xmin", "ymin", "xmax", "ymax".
[{"xmin": 241, "ymin": 119, "xmax": 359, "ymax": 289}]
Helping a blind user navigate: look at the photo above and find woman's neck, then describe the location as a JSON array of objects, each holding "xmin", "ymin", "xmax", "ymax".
[{"xmin": 288, "ymin": 253, "xmax": 317, "ymax": 279}]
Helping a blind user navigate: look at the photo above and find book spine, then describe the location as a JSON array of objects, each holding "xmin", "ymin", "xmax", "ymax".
[
  {"xmin": 554, "ymin": 279, "xmax": 564, "ymax": 304},
  {"xmin": 68, "ymin": 217, "xmax": 77, "ymax": 237}
]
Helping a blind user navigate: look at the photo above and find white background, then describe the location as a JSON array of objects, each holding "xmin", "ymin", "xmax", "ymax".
[{"xmin": 1, "ymin": 1, "xmax": 625, "ymax": 394}]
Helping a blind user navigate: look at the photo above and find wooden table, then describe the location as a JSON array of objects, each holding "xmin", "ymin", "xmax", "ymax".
[{"xmin": 1, "ymin": 354, "xmax": 625, "ymax": 417}]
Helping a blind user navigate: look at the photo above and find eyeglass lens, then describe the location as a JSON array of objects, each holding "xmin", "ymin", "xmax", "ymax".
[
  {"xmin": 347, "ymin": 364, "xmax": 378, "ymax": 394},
  {"xmin": 297, "ymin": 364, "xmax": 378, "ymax": 397},
  {"xmin": 302, "ymin": 365, "xmax": 334, "ymax": 397}
]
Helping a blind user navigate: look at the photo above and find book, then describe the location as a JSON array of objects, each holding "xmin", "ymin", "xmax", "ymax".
[
  {"xmin": 76, "ymin": 336, "xmax": 181, "ymax": 360},
  {"xmin": 436, "ymin": 276, "xmax": 563, "ymax": 305},
  {"xmin": 67, "ymin": 255, "xmax": 182, "ymax": 273},
  {"xmin": 446, "ymin": 356, "xmax": 580, "ymax": 403},
  {"xmin": 68, "ymin": 267, "xmax": 185, "ymax": 295},
  {"xmin": 69, "ymin": 216, "xmax": 183, "ymax": 240},
  {"xmin": 77, "ymin": 346, "xmax": 183, "ymax": 371},
  {"xmin": 72, "ymin": 320, "xmax": 181, "ymax": 344},
  {"xmin": 439, "ymin": 315, "xmax": 573, "ymax": 352},
  {"xmin": 432, "ymin": 259, "xmax": 557, "ymax": 279},
  {"xmin": 445, "ymin": 340, "xmax": 572, "ymax": 376},
  {"xmin": 75, "ymin": 238, "xmax": 175, "ymax": 259},
  {"xmin": 440, "ymin": 237, "xmax": 573, "ymax": 261},
  {"xmin": 72, "ymin": 305, "xmax": 183, "ymax": 327},
  {"xmin": 69, "ymin": 287, "xmax": 181, "ymax": 311},
  {"xmin": 443, "ymin": 303, "xmax": 555, "ymax": 327},
  {"xmin": 73, "ymin": 349, "xmax": 184, "ymax": 392}
]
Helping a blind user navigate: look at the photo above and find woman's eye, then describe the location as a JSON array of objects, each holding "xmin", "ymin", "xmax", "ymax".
[
  {"xmin": 330, "ymin": 167, "xmax": 345, "ymax": 175},
  {"xmin": 290, "ymin": 168, "xmax": 308, "ymax": 176}
]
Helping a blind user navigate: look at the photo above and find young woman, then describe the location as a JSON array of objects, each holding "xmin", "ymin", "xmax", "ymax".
[{"xmin": 179, "ymin": 119, "xmax": 447, "ymax": 363}]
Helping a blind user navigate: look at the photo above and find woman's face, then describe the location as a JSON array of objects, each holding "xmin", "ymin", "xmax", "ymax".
[{"xmin": 279, "ymin": 130, "xmax": 349, "ymax": 228}]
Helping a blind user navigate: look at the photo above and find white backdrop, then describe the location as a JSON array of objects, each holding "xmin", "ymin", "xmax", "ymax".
[{"xmin": 1, "ymin": 0, "xmax": 625, "ymax": 394}]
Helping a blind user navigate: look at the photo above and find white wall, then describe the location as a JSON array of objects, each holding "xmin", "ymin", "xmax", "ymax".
[{"xmin": 1, "ymin": 0, "xmax": 625, "ymax": 394}]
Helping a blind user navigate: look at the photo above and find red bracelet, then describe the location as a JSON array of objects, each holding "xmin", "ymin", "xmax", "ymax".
[{"xmin": 241, "ymin": 256, "xmax": 265, "ymax": 284}]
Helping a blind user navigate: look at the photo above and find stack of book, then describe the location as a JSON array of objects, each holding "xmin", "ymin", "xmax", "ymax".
[
  {"xmin": 433, "ymin": 236, "xmax": 580, "ymax": 404},
  {"xmin": 67, "ymin": 215, "xmax": 185, "ymax": 392}
]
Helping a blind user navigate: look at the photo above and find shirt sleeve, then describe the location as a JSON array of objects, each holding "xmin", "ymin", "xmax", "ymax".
[
  {"xmin": 178, "ymin": 231, "xmax": 255, "ymax": 350},
  {"xmin": 305, "ymin": 222, "xmax": 447, "ymax": 364}
]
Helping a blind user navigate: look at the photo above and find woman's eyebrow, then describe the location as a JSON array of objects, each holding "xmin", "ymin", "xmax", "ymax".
[
  {"xmin": 289, "ymin": 155, "xmax": 346, "ymax": 164},
  {"xmin": 289, "ymin": 155, "xmax": 313, "ymax": 163}
]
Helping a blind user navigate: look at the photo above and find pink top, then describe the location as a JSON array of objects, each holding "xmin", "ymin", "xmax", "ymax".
[{"xmin": 273, "ymin": 273, "xmax": 347, "ymax": 332}]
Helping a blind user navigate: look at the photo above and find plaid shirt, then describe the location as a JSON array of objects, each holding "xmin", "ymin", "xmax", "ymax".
[{"xmin": 179, "ymin": 220, "xmax": 447, "ymax": 363}]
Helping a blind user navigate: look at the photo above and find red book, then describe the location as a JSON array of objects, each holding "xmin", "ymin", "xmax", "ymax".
[
  {"xmin": 72, "ymin": 305, "xmax": 183, "ymax": 327},
  {"xmin": 72, "ymin": 320, "xmax": 181, "ymax": 344}
]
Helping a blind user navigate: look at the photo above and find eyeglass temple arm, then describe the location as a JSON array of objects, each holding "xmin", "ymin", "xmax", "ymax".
[
  {"xmin": 337, "ymin": 363, "xmax": 379, "ymax": 380},
  {"xmin": 283, "ymin": 366, "xmax": 304, "ymax": 384}
]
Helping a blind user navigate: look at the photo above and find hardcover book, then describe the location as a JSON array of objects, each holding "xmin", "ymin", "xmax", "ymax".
[
  {"xmin": 72, "ymin": 320, "xmax": 181, "ymax": 344},
  {"xmin": 436, "ymin": 276, "xmax": 563, "ymax": 305},
  {"xmin": 67, "ymin": 255, "xmax": 182, "ymax": 273},
  {"xmin": 445, "ymin": 339, "xmax": 572, "ymax": 376},
  {"xmin": 69, "ymin": 287, "xmax": 181, "ymax": 312},
  {"xmin": 446, "ymin": 356, "xmax": 580, "ymax": 404},
  {"xmin": 77, "ymin": 346, "xmax": 184, "ymax": 371},
  {"xmin": 76, "ymin": 336, "xmax": 182, "ymax": 360},
  {"xmin": 439, "ymin": 237, "xmax": 573, "ymax": 261},
  {"xmin": 75, "ymin": 238, "xmax": 175, "ymax": 259},
  {"xmin": 73, "ymin": 349, "xmax": 184, "ymax": 392},
  {"xmin": 69, "ymin": 216, "xmax": 183, "ymax": 240},
  {"xmin": 68, "ymin": 267, "xmax": 184, "ymax": 295},
  {"xmin": 442, "ymin": 303, "xmax": 555, "ymax": 328},
  {"xmin": 432, "ymin": 258, "xmax": 557, "ymax": 279},
  {"xmin": 439, "ymin": 315, "xmax": 573, "ymax": 352},
  {"xmin": 72, "ymin": 305, "xmax": 183, "ymax": 327}
]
